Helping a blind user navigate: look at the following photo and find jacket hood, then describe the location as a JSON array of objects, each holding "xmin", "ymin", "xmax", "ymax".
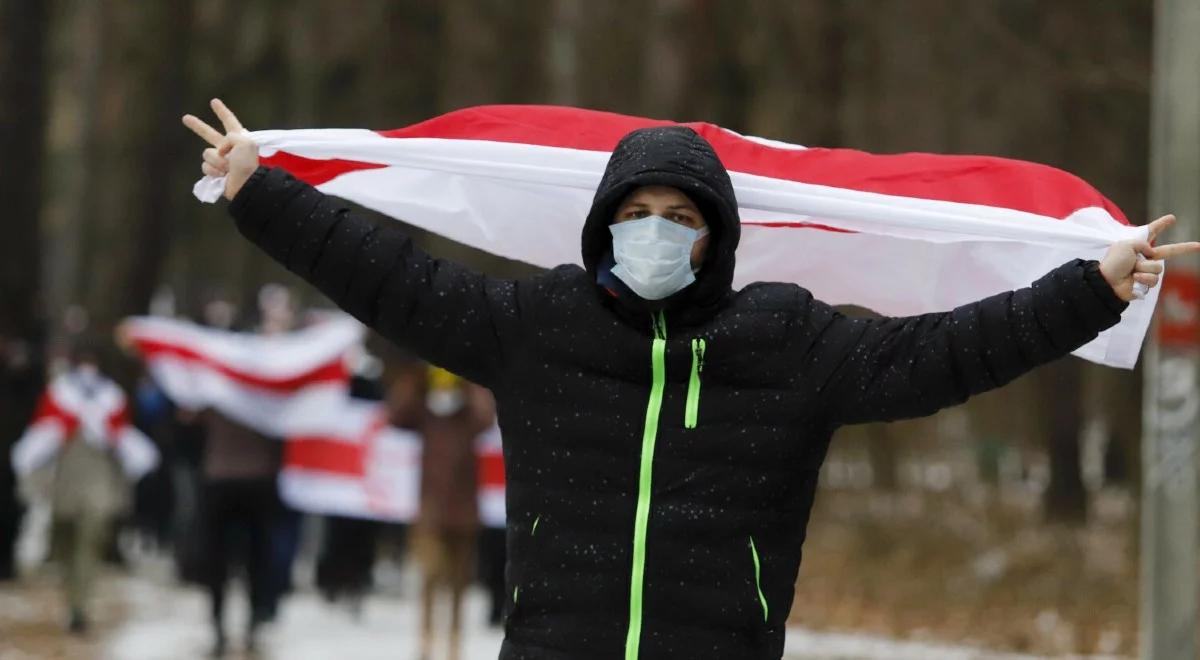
[{"xmin": 581, "ymin": 126, "xmax": 741, "ymax": 322}]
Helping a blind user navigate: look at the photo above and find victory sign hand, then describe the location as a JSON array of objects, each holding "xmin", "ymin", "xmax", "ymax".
[
  {"xmin": 182, "ymin": 98, "xmax": 259, "ymax": 201},
  {"xmin": 1100, "ymin": 214, "xmax": 1200, "ymax": 302}
]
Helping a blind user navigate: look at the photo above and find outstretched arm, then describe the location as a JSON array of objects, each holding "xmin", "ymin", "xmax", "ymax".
[
  {"xmin": 813, "ymin": 216, "xmax": 1199, "ymax": 425},
  {"xmin": 183, "ymin": 100, "xmax": 520, "ymax": 387}
]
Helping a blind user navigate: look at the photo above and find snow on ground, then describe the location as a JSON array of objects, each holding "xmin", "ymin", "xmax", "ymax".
[
  {"xmin": 105, "ymin": 572, "xmax": 504, "ymax": 660},
  {"xmin": 101, "ymin": 565, "xmax": 1109, "ymax": 660},
  {"xmin": 1, "ymin": 557, "xmax": 1123, "ymax": 660}
]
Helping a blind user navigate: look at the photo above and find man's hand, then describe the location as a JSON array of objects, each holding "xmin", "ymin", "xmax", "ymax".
[
  {"xmin": 182, "ymin": 98, "xmax": 258, "ymax": 201},
  {"xmin": 1100, "ymin": 214, "xmax": 1200, "ymax": 302}
]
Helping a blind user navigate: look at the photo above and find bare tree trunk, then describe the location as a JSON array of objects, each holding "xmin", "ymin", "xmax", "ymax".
[
  {"xmin": 121, "ymin": 0, "xmax": 194, "ymax": 319},
  {"xmin": 0, "ymin": 0, "xmax": 50, "ymax": 580},
  {"xmin": 641, "ymin": 0, "xmax": 688, "ymax": 119},
  {"xmin": 1039, "ymin": 357, "xmax": 1088, "ymax": 524},
  {"xmin": 546, "ymin": 0, "xmax": 582, "ymax": 106},
  {"xmin": 1102, "ymin": 365, "xmax": 1141, "ymax": 491},
  {"xmin": 438, "ymin": 0, "xmax": 505, "ymax": 109},
  {"xmin": 42, "ymin": 0, "xmax": 102, "ymax": 324},
  {"xmin": 0, "ymin": 0, "xmax": 49, "ymax": 341}
]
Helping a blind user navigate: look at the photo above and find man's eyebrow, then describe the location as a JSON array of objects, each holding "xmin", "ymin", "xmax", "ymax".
[{"xmin": 667, "ymin": 203, "xmax": 698, "ymax": 211}]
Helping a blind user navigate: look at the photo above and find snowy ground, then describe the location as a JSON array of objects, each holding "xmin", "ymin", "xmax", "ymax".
[
  {"xmin": 1, "ymin": 558, "xmax": 1124, "ymax": 660},
  {"xmin": 107, "ymin": 573, "xmax": 1050, "ymax": 660}
]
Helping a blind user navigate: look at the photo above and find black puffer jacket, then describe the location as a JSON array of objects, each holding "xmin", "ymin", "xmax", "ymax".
[{"xmin": 228, "ymin": 126, "xmax": 1126, "ymax": 660}]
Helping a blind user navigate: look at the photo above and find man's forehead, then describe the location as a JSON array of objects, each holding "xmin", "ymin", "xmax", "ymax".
[{"xmin": 621, "ymin": 185, "xmax": 698, "ymax": 208}]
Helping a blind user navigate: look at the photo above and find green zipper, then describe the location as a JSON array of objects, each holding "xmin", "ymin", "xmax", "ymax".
[
  {"xmin": 625, "ymin": 311, "xmax": 668, "ymax": 660},
  {"xmin": 684, "ymin": 338, "xmax": 706, "ymax": 429},
  {"xmin": 749, "ymin": 536, "xmax": 769, "ymax": 622}
]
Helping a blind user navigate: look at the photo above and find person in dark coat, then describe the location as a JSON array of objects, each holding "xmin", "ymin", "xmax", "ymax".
[
  {"xmin": 185, "ymin": 100, "xmax": 1194, "ymax": 660},
  {"xmin": 195, "ymin": 409, "xmax": 282, "ymax": 656},
  {"xmin": 315, "ymin": 358, "xmax": 387, "ymax": 614}
]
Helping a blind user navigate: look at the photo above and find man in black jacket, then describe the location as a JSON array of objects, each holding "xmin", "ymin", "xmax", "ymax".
[{"xmin": 185, "ymin": 99, "xmax": 1194, "ymax": 660}]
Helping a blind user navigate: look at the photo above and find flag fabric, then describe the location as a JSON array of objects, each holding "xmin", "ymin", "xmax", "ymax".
[
  {"xmin": 126, "ymin": 316, "xmax": 505, "ymax": 523},
  {"xmin": 278, "ymin": 397, "xmax": 423, "ymax": 522},
  {"xmin": 122, "ymin": 315, "xmax": 364, "ymax": 437},
  {"xmin": 477, "ymin": 423, "xmax": 505, "ymax": 528},
  {"xmin": 11, "ymin": 372, "xmax": 160, "ymax": 479},
  {"xmin": 195, "ymin": 104, "xmax": 1156, "ymax": 368},
  {"xmin": 279, "ymin": 398, "xmax": 506, "ymax": 524}
]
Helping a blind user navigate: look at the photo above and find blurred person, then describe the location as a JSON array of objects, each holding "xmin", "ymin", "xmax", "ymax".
[
  {"xmin": 257, "ymin": 282, "xmax": 297, "ymax": 336},
  {"xmin": 392, "ymin": 366, "xmax": 495, "ymax": 660},
  {"xmin": 9, "ymin": 341, "xmax": 159, "ymax": 633},
  {"xmin": 130, "ymin": 373, "xmax": 176, "ymax": 549},
  {"xmin": 186, "ymin": 100, "xmax": 1197, "ymax": 660},
  {"xmin": 253, "ymin": 284, "xmax": 302, "ymax": 624},
  {"xmin": 171, "ymin": 294, "xmax": 238, "ymax": 586},
  {"xmin": 195, "ymin": 407, "xmax": 282, "ymax": 656},
  {"xmin": 196, "ymin": 286, "xmax": 300, "ymax": 656},
  {"xmin": 315, "ymin": 349, "xmax": 387, "ymax": 615}
]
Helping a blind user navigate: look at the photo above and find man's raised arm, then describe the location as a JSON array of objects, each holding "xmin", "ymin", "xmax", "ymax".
[
  {"xmin": 807, "ymin": 215, "xmax": 1198, "ymax": 425},
  {"xmin": 184, "ymin": 99, "xmax": 521, "ymax": 387}
]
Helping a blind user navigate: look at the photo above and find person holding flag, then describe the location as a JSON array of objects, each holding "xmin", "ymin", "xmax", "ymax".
[
  {"xmin": 184, "ymin": 99, "xmax": 1197, "ymax": 660},
  {"xmin": 10, "ymin": 342, "xmax": 159, "ymax": 634}
]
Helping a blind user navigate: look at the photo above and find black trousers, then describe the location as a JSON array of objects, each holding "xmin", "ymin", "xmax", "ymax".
[
  {"xmin": 317, "ymin": 515, "xmax": 378, "ymax": 601},
  {"xmin": 201, "ymin": 478, "xmax": 279, "ymax": 629}
]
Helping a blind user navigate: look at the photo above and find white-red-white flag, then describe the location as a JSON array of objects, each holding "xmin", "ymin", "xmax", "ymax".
[
  {"xmin": 125, "ymin": 316, "xmax": 505, "ymax": 523},
  {"xmin": 122, "ymin": 315, "xmax": 363, "ymax": 437},
  {"xmin": 195, "ymin": 105, "xmax": 1155, "ymax": 368},
  {"xmin": 279, "ymin": 400, "xmax": 506, "ymax": 524},
  {"xmin": 278, "ymin": 397, "xmax": 423, "ymax": 522},
  {"xmin": 11, "ymin": 371, "xmax": 160, "ymax": 479}
]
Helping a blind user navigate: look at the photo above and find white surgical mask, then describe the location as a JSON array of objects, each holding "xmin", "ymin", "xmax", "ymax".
[
  {"xmin": 427, "ymin": 388, "xmax": 466, "ymax": 417},
  {"xmin": 610, "ymin": 216, "xmax": 709, "ymax": 301}
]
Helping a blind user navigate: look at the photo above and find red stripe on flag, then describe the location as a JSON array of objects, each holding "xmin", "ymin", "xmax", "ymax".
[
  {"xmin": 742, "ymin": 221, "xmax": 856, "ymax": 233},
  {"xmin": 32, "ymin": 391, "xmax": 79, "ymax": 437},
  {"xmin": 375, "ymin": 105, "xmax": 1128, "ymax": 224},
  {"xmin": 285, "ymin": 437, "xmax": 366, "ymax": 476},
  {"xmin": 106, "ymin": 403, "xmax": 130, "ymax": 446},
  {"xmin": 259, "ymin": 150, "xmax": 387, "ymax": 187},
  {"xmin": 478, "ymin": 451, "xmax": 505, "ymax": 487},
  {"xmin": 132, "ymin": 337, "xmax": 348, "ymax": 393}
]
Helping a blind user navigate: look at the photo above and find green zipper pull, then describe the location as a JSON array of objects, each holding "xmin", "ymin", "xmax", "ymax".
[{"xmin": 685, "ymin": 338, "xmax": 706, "ymax": 429}]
